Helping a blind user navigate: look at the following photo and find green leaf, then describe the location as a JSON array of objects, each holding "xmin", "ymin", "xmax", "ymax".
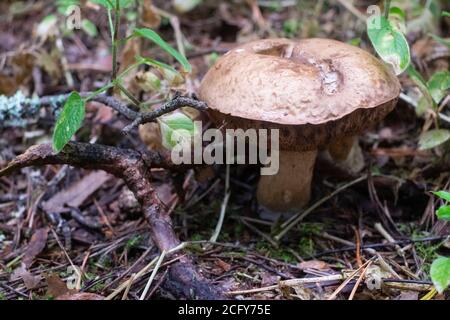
[
  {"xmin": 389, "ymin": 7, "xmax": 407, "ymax": 34},
  {"xmin": 418, "ymin": 129, "xmax": 450, "ymax": 150},
  {"xmin": 56, "ymin": 0, "xmax": 80, "ymax": 14},
  {"xmin": 90, "ymin": 0, "xmax": 132, "ymax": 9},
  {"xmin": 443, "ymin": 11, "xmax": 450, "ymax": 18},
  {"xmin": 37, "ymin": 15, "xmax": 58, "ymax": 38},
  {"xmin": 436, "ymin": 206, "xmax": 450, "ymax": 221},
  {"xmin": 427, "ymin": 71, "xmax": 450, "ymax": 104},
  {"xmin": 134, "ymin": 28, "xmax": 192, "ymax": 73},
  {"xmin": 430, "ymin": 256, "xmax": 450, "ymax": 294},
  {"xmin": 137, "ymin": 56, "xmax": 179, "ymax": 74},
  {"xmin": 432, "ymin": 191, "xmax": 450, "ymax": 203},
  {"xmin": 90, "ymin": 0, "xmax": 113, "ymax": 9},
  {"xmin": 407, "ymin": 65, "xmax": 435, "ymax": 113},
  {"xmin": 52, "ymin": 92, "xmax": 86, "ymax": 153},
  {"xmin": 81, "ymin": 19, "xmax": 98, "ymax": 37},
  {"xmin": 367, "ymin": 15, "xmax": 410, "ymax": 75},
  {"xmin": 157, "ymin": 112, "xmax": 198, "ymax": 150}
]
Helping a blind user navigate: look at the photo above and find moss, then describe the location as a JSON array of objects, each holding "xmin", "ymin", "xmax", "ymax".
[
  {"xmin": 255, "ymin": 242, "xmax": 296, "ymax": 263},
  {"xmin": 125, "ymin": 235, "xmax": 143, "ymax": 250}
]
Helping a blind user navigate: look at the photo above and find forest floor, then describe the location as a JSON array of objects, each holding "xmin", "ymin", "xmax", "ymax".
[{"xmin": 0, "ymin": 0, "xmax": 449, "ymax": 300}]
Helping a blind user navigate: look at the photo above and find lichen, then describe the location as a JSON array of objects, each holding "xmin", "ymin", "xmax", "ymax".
[{"xmin": 0, "ymin": 91, "xmax": 62, "ymax": 128}]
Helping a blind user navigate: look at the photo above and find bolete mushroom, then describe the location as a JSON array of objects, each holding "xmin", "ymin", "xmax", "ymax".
[{"xmin": 199, "ymin": 38, "xmax": 400, "ymax": 213}]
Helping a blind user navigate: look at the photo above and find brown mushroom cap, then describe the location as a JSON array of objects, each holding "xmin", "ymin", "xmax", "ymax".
[{"xmin": 199, "ymin": 38, "xmax": 400, "ymax": 151}]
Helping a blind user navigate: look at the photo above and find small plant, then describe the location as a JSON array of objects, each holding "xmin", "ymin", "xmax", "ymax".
[
  {"xmin": 367, "ymin": 1, "xmax": 450, "ymax": 150},
  {"xmin": 430, "ymin": 191, "xmax": 450, "ymax": 294},
  {"xmin": 367, "ymin": 1, "xmax": 450, "ymax": 295},
  {"xmin": 52, "ymin": 0, "xmax": 194, "ymax": 153}
]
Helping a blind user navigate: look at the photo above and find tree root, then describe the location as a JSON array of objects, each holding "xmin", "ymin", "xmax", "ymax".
[{"xmin": 0, "ymin": 142, "xmax": 225, "ymax": 300}]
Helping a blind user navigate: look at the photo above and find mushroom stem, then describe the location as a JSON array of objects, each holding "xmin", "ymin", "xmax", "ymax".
[
  {"xmin": 256, "ymin": 150, "xmax": 317, "ymax": 212},
  {"xmin": 327, "ymin": 136, "xmax": 364, "ymax": 173},
  {"xmin": 328, "ymin": 136, "xmax": 357, "ymax": 161}
]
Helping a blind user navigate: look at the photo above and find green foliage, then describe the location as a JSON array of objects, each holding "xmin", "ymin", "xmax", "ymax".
[
  {"xmin": 407, "ymin": 65, "xmax": 435, "ymax": 113},
  {"xmin": 432, "ymin": 191, "xmax": 450, "ymax": 202},
  {"xmin": 50, "ymin": 2, "xmax": 192, "ymax": 152},
  {"xmin": 134, "ymin": 28, "xmax": 192, "ymax": 73},
  {"xmin": 367, "ymin": 15, "xmax": 410, "ymax": 75},
  {"xmin": 433, "ymin": 191, "xmax": 450, "ymax": 221},
  {"xmin": 255, "ymin": 242, "xmax": 296, "ymax": 263},
  {"xmin": 56, "ymin": 0, "xmax": 80, "ymax": 14},
  {"xmin": 427, "ymin": 71, "xmax": 450, "ymax": 104},
  {"xmin": 36, "ymin": 15, "xmax": 58, "ymax": 37},
  {"xmin": 365, "ymin": 0, "xmax": 449, "ymax": 156},
  {"xmin": 418, "ymin": 129, "xmax": 450, "ymax": 150},
  {"xmin": 91, "ymin": 0, "xmax": 133, "ymax": 10},
  {"xmin": 52, "ymin": 92, "xmax": 86, "ymax": 152},
  {"xmin": 137, "ymin": 56, "xmax": 179, "ymax": 74},
  {"xmin": 157, "ymin": 112, "xmax": 198, "ymax": 150},
  {"xmin": 428, "ymin": 191, "xmax": 450, "ymax": 293},
  {"xmin": 436, "ymin": 206, "xmax": 450, "ymax": 221},
  {"xmin": 125, "ymin": 235, "xmax": 143, "ymax": 250},
  {"xmin": 81, "ymin": 19, "xmax": 98, "ymax": 37},
  {"xmin": 388, "ymin": 6, "xmax": 407, "ymax": 33},
  {"xmin": 430, "ymin": 257, "xmax": 450, "ymax": 294},
  {"xmin": 283, "ymin": 19, "xmax": 300, "ymax": 38}
]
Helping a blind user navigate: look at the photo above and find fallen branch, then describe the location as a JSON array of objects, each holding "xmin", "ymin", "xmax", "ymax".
[
  {"xmin": 0, "ymin": 142, "xmax": 224, "ymax": 299},
  {"xmin": 0, "ymin": 91, "xmax": 207, "ymax": 132}
]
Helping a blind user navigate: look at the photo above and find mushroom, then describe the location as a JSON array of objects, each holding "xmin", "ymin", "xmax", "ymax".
[{"xmin": 199, "ymin": 38, "xmax": 400, "ymax": 213}]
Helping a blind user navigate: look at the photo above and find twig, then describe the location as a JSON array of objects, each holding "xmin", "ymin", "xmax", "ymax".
[
  {"xmin": 275, "ymin": 175, "xmax": 368, "ymax": 241},
  {"xmin": 1, "ymin": 92, "xmax": 207, "ymax": 133},
  {"xmin": 348, "ymin": 261, "xmax": 372, "ymax": 300},
  {"xmin": 122, "ymin": 96, "xmax": 207, "ymax": 133},
  {"xmin": 140, "ymin": 250, "xmax": 166, "ymax": 300},
  {"xmin": 111, "ymin": 0, "xmax": 121, "ymax": 82},
  {"xmin": 227, "ymin": 274, "xmax": 344, "ymax": 295},
  {"xmin": 50, "ymin": 228, "xmax": 82, "ymax": 290},
  {"xmin": 239, "ymin": 217, "xmax": 278, "ymax": 247},
  {"xmin": 210, "ymin": 164, "xmax": 230, "ymax": 242},
  {"xmin": 327, "ymin": 259, "xmax": 373, "ymax": 300},
  {"xmin": 374, "ymin": 222, "xmax": 406, "ymax": 261},
  {"xmin": 312, "ymin": 235, "xmax": 449, "ymax": 258},
  {"xmin": 107, "ymin": 243, "xmax": 185, "ymax": 300},
  {"xmin": 1, "ymin": 143, "xmax": 224, "ymax": 299}
]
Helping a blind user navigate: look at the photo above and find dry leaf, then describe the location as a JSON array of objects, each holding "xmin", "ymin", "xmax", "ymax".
[
  {"xmin": 297, "ymin": 260, "xmax": 330, "ymax": 270},
  {"xmin": 23, "ymin": 227, "xmax": 49, "ymax": 268},
  {"xmin": 42, "ymin": 171, "xmax": 111, "ymax": 213},
  {"xmin": 139, "ymin": 122, "xmax": 164, "ymax": 151},
  {"xmin": 215, "ymin": 258, "xmax": 231, "ymax": 272},
  {"xmin": 56, "ymin": 292, "xmax": 104, "ymax": 300},
  {"xmin": 45, "ymin": 273, "xmax": 76, "ymax": 298},
  {"xmin": 10, "ymin": 263, "xmax": 42, "ymax": 289},
  {"xmin": 142, "ymin": 0, "xmax": 161, "ymax": 28},
  {"xmin": 0, "ymin": 53, "xmax": 35, "ymax": 95}
]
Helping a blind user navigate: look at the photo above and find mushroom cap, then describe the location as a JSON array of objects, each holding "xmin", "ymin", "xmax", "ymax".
[{"xmin": 199, "ymin": 38, "xmax": 400, "ymax": 151}]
